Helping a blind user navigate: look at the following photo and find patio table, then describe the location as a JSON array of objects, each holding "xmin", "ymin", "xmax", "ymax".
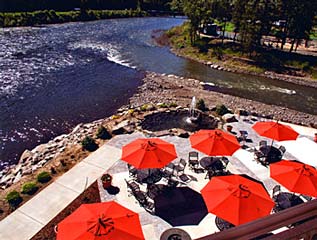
[
  {"xmin": 273, "ymin": 192, "xmax": 304, "ymax": 211},
  {"xmin": 160, "ymin": 228, "xmax": 192, "ymax": 240},
  {"xmin": 200, "ymin": 157, "xmax": 224, "ymax": 171},
  {"xmin": 134, "ymin": 191, "xmax": 148, "ymax": 205},
  {"xmin": 215, "ymin": 217, "xmax": 235, "ymax": 231},
  {"xmin": 258, "ymin": 146, "xmax": 282, "ymax": 165}
]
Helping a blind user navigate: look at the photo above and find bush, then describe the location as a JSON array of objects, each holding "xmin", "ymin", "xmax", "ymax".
[
  {"xmin": 215, "ymin": 104, "xmax": 231, "ymax": 116},
  {"xmin": 96, "ymin": 126, "xmax": 111, "ymax": 140},
  {"xmin": 37, "ymin": 171, "xmax": 52, "ymax": 183},
  {"xmin": 21, "ymin": 182, "xmax": 38, "ymax": 195},
  {"xmin": 140, "ymin": 104, "xmax": 148, "ymax": 111},
  {"xmin": 196, "ymin": 99, "xmax": 207, "ymax": 111},
  {"xmin": 6, "ymin": 191, "xmax": 23, "ymax": 208},
  {"xmin": 158, "ymin": 103, "xmax": 168, "ymax": 108},
  {"xmin": 81, "ymin": 136, "xmax": 98, "ymax": 151},
  {"xmin": 169, "ymin": 102, "xmax": 178, "ymax": 107}
]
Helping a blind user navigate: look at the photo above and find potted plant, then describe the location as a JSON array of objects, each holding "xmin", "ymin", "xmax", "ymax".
[
  {"xmin": 226, "ymin": 125, "xmax": 233, "ymax": 132},
  {"xmin": 101, "ymin": 173, "xmax": 112, "ymax": 189}
]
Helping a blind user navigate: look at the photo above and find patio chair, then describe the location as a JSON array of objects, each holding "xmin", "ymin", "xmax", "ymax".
[
  {"xmin": 239, "ymin": 130, "xmax": 248, "ymax": 142},
  {"xmin": 133, "ymin": 190, "xmax": 148, "ymax": 206},
  {"xmin": 127, "ymin": 164, "xmax": 138, "ymax": 179},
  {"xmin": 193, "ymin": 167, "xmax": 205, "ymax": 174},
  {"xmin": 259, "ymin": 140, "xmax": 267, "ymax": 148},
  {"xmin": 166, "ymin": 162, "xmax": 176, "ymax": 170},
  {"xmin": 167, "ymin": 178, "xmax": 179, "ymax": 188},
  {"xmin": 143, "ymin": 200, "xmax": 155, "ymax": 214},
  {"xmin": 174, "ymin": 158, "xmax": 187, "ymax": 174},
  {"xmin": 278, "ymin": 145, "xmax": 286, "ymax": 154},
  {"xmin": 300, "ymin": 194, "xmax": 312, "ymax": 201},
  {"xmin": 162, "ymin": 168, "xmax": 173, "ymax": 179},
  {"xmin": 188, "ymin": 151, "xmax": 199, "ymax": 169},
  {"xmin": 254, "ymin": 149, "xmax": 265, "ymax": 161},
  {"xmin": 272, "ymin": 185, "xmax": 281, "ymax": 198},
  {"xmin": 125, "ymin": 179, "xmax": 140, "ymax": 195},
  {"xmin": 221, "ymin": 157, "xmax": 230, "ymax": 168},
  {"xmin": 178, "ymin": 173, "xmax": 191, "ymax": 183},
  {"xmin": 205, "ymin": 170, "xmax": 215, "ymax": 179}
]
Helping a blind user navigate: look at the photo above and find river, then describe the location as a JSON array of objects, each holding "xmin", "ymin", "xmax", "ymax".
[{"xmin": 0, "ymin": 17, "xmax": 316, "ymax": 168}]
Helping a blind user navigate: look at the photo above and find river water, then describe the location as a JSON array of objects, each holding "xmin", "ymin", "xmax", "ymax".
[{"xmin": 0, "ymin": 17, "xmax": 316, "ymax": 168}]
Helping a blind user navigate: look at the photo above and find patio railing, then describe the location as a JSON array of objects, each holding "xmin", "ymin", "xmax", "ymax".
[{"xmin": 195, "ymin": 199, "xmax": 317, "ymax": 240}]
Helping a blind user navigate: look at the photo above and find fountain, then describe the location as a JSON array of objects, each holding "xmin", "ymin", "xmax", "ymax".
[
  {"xmin": 140, "ymin": 97, "xmax": 218, "ymax": 132},
  {"xmin": 186, "ymin": 96, "xmax": 199, "ymax": 124}
]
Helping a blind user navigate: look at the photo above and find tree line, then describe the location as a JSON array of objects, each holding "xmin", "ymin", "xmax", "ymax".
[
  {"xmin": 0, "ymin": 0, "xmax": 172, "ymax": 12},
  {"xmin": 170, "ymin": 0, "xmax": 317, "ymax": 52}
]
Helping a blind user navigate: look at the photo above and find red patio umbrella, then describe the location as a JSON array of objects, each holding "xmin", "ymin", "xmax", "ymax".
[
  {"xmin": 270, "ymin": 160, "xmax": 317, "ymax": 197},
  {"xmin": 201, "ymin": 174, "xmax": 275, "ymax": 226},
  {"xmin": 252, "ymin": 121, "xmax": 299, "ymax": 142},
  {"xmin": 189, "ymin": 129, "xmax": 240, "ymax": 156},
  {"xmin": 56, "ymin": 201, "xmax": 145, "ymax": 240},
  {"xmin": 121, "ymin": 138, "xmax": 177, "ymax": 169}
]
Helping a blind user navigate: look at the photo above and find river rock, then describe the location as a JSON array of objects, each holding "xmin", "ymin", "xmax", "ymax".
[
  {"xmin": 222, "ymin": 113, "xmax": 238, "ymax": 123},
  {"xmin": 19, "ymin": 150, "xmax": 34, "ymax": 163},
  {"xmin": 13, "ymin": 171, "xmax": 22, "ymax": 184},
  {"xmin": 71, "ymin": 124, "xmax": 83, "ymax": 134}
]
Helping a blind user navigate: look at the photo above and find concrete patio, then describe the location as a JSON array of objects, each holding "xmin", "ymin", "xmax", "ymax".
[{"xmin": 0, "ymin": 114, "xmax": 316, "ymax": 240}]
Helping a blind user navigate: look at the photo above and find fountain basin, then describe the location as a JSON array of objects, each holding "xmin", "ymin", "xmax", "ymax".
[{"xmin": 140, "ymin": 109, "xmax": 218, "ymax": 132}]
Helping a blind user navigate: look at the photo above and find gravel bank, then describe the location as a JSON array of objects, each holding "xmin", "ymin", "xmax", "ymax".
[{"xmin": 128, "ymin": 72, "xmax": 317, "ymax": 128}]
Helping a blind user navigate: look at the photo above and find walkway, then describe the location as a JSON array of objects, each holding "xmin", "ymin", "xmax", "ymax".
[{"xmin": 0, "ymin": 144, "xmax": 121, "ymax": 240}]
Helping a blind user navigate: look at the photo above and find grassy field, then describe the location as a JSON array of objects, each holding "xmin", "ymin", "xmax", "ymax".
[{"xmin": 167, "ymin": 22, "xmax": 317, "ymax": 79}]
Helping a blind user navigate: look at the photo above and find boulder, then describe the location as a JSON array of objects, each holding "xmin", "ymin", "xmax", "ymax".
[
  {"xmin": 111, "ymin": 120, "xmax": 134, "ymax": 135},
  {"xmin": 235, "ymin": 109, "xmax": 249, "ymax": 116},
  {"xmin": 222, "ymin": 113, "xmax": 238, "ymax": 123},
  {"xmin": 71, "ymin": 124, "xmax": 83, "ymax": 134},
  {"xmin": 178, "ymin": 130, "xmax": 190, "ymax": 138},
  {"xmin": 19, "ymin": 150, "xmax": 33, "ymax": 164},
  {"xmin": 13, "ymin": 171, "xmax": 22, "ymax": 184},
  {"xmin": 22, "ymin": 167, "xmax": 32, "ymax": 176}
]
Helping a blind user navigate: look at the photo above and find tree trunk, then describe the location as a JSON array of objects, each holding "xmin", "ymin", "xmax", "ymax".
[
  {"xmin": 289, "ymin": 38, "xmax": 296, "ymax": 52},
  {"xmin": 295, "ymin": 39, "xmax": 300, "ymax": 52},
  {"xmin": 222, "ymin": 20, "xmax": 227, "ymax": 44},
  {"xmin": 305, "ymin": 39, "xmax": 309, "ymax": 48},
  {"xmin": 233, "ymin": 32, "xmax": 237, "ymax": 42}
]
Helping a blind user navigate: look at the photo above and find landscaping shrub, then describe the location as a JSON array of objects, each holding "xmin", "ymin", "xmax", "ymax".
[
  {"xmin": 81, "ymin": 136, "xmax": 98, "ymax": 151},
  {"xmin": 21, "ymin": 182, "xmax": 38, "ymax": 195},
  {"xmin": 6, "ymin": 191, "xmax": 23, "ymax": 208},
  {"xmin": 215, "ymin": 104, "xmax": 231, "ymax": 116},
  {"xmin": 96, "ymin": 126, "xmax": 111, "ymax": 140},
  {"xmin": 37, "ymin": 171, "xmax": 52, "ymax": 183},
  {"xmin": 158, "ymin": 103, "xmax": 168, "ymax": 108},
  {"xmin": 169, "ymin": 102, "xmax": 178, "ymax": 107},
  {"xmin": 196, "ymin": 99, "xmax": 207, "ymax": 111},
  {"xmin": 140, "ymin": 104, "xmax": 148, "ymax": 111}
]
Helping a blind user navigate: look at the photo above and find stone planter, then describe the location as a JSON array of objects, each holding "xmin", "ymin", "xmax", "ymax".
[{"xmin": 101, "ymin": 174, "xmax": 112, "ymax": 189}]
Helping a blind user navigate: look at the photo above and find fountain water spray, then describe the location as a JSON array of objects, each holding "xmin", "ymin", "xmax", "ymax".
[{"xmin": 186, "ymin": 96, "xmax": 199, "ymax": 124}]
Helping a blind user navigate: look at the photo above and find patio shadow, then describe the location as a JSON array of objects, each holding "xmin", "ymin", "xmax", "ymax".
[{"xmin": 154, "ymin": 187, "xmax": 208, "ymax": 226}]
